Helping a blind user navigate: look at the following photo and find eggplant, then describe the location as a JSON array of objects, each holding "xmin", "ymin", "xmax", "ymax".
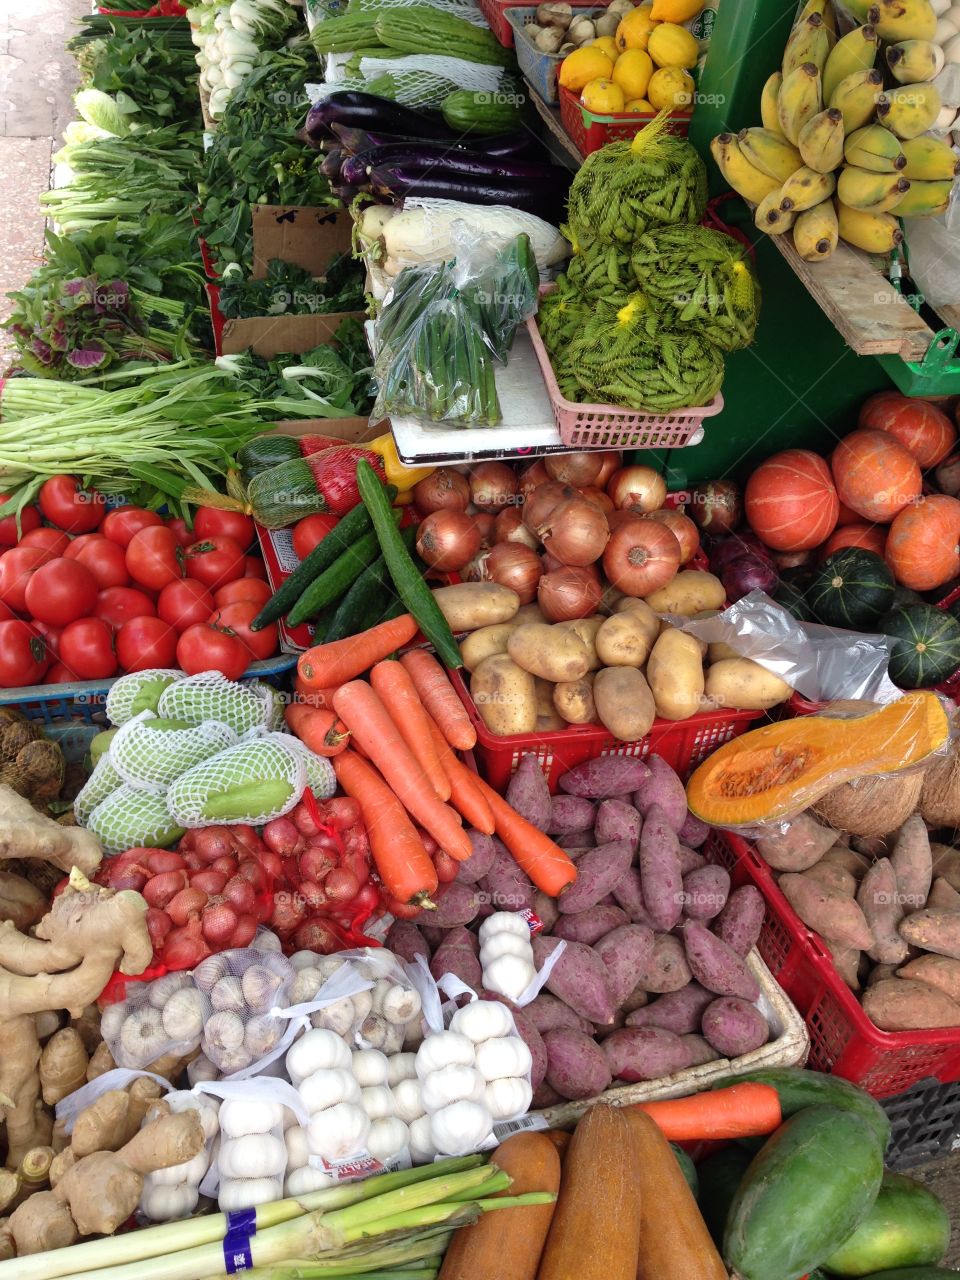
[
  {"xmin": 331, "ymin": 123, "xmax": 540, "ymax": 159},
  {"xmin": 368, "ymin": 166, "xmax": 558, "ymax": 218},
  {"xmin": 307, "ymin": 91, "xmax": 457, "ymax": 142},
  {"xmin": 341, "ymin": 142, "xmax": 569, "ymax": 189},
  {"xmin": 331, "ymin": 182, "xmax": 369, "ymax": 202},
  {"xmin": 320, "ymin": 147, "xmax": 345, "ymax": 181}
]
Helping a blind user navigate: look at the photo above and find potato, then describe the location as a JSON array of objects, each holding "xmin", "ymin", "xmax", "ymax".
[
  {"xmin": 514, "ymin": 603, "xmax": 547, "ymax": 625},
  {"xmin": 708, "ymin": 640, "xmax": 742, "ymax": 663},
  {"xmin": 601, "ymin": 1027, "xmax": 691, "ymax": 1082},
  {"xmin": 562, "ymin": 616, "xmax": 603, "ymax": 670},
  {"xmin": 460, "ymin": 623, "xmax": 517, "ymax": 672},
  {"xmin": 596, "ymin": 605, "xmax": 659, "ymax": 668},
  {"xmin": 683, "ymin": 920, "xmax": 760, "ymax": 1001},
  {"xmin": 627, "ymin": 983, "xmax": 715, "ymax": 1035},
  {"xmin": 593, "ymin": 667, "xmax": 655, "ymax": 742},
  {"xmin": 647, "ymin": 629, "xmax": 705, "ymax": 721},
  {"xmin": 863, "ymin": 977, "xmax": 960, "ymax": 1031},
  {"xmin": 702, "ymin": 997, "xmax": 769, "ymax": 1057},
  {"xmin": 535, "ymin": 678, "xmax": 566, "ymax": 732},
  {"xmin": 595, "ymin": 924, "xmax": 655, "ymax": 1004},
  {"xmin": 508, "ymin": 623, "xmax": 591, "ymax": 683},
  {"xmin": 532, "ymin": 935, "xmax": 617, "ymax": 1025},
  {"xmin": 543, "ymin": 1029, "xmax": 612, "ymax": 1100},
  {"xmin": 704, "ymin": 659, "xmax": 792, "ymax": 711},
  {"xmin": 553, "ymin": 904, "xmax": 630, "ymax": 945},
  {"xmin": 470, "ymin": 654, "xmax": 536, "ymax": 736},
  {"xmin": 433, "ymin": 582, "xmax": 520, "ymax": 631},
  {"xmin": 553, "ymin": 674, "xmax": 597, "ymax": 725},
  {"xmin": 644, "ymin": 571, "xmax": 725, "ymax": 616}
]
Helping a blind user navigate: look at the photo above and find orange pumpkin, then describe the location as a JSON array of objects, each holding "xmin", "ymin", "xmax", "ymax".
[
  {"xmin": 885, "ymin": 494, "xmax": 960, "ymax": 590},
  {"xmin": 744, "ymin": 449, "xmax": 839, "ymax": 551},
  {"xmin": 831, "ymin": 429, "xmax": 922, "ymax": 524},
  {"xmin": 819, "ymin": 522, "xmax": 887, "ymax": 560},
  {"xmin": 835, "ymin": 500, "xmax": 862, "ymax": 527},
  {"xmin": 860, "ymin": 391, "xmax": 957, "ymax": 468}
]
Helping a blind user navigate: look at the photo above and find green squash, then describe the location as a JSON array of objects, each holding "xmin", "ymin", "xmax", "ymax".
[
  {"xmin": 773, "ymin": 580, "xmax": 814, "ymax": 622},
  {"xmin": 822, "ymin": 1172, "xmax": 949, "ymax": 1276},
  {"xmin": 880, "ymin": 604, "xmax": 960, "ymax": 689},
  {"xmin": 808, "ymin": 548, "xmax": 895, "ymax": 630}
]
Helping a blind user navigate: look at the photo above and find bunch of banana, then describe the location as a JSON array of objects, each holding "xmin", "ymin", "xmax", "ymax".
[{"xmin": 710, "ymin": 0, "xmax": 957, "ymax": 263}]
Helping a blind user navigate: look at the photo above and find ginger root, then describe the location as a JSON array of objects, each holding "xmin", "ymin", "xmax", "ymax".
[
  {"xmin": 39, "ymin": 1029, "xmax": 88, "ymax": 1106},
  {"xmin": 71, "ymin": 1078, "xmax": 163, "ymax": 1158},
  {"xmin": 7, "ymin": 1190, "xmax": 77, "ymax": 1255},
  {"xmin": 86, "ymin": 1041, "xmax": 115, "ymax": 1082},
  {"xmin": 0, "ymin": 787, "xmax": 101, "ymax": 877},
  {"xmin": 0, "ymin": 872, "xmax": 47, "ymax": 931}
]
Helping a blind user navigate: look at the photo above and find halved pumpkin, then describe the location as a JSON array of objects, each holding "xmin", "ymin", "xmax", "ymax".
[{"xmin": 686, "ymin": 691, "xmax": 949, "ymax": 827}]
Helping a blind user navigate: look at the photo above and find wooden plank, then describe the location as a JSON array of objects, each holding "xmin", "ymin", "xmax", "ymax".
[
  {"xmin": 934, "ymin": 304, "xmax": 960, "ymax": 334},
  {"xmin": 528, "ymin": 88, "xmax": 582, "ymax": 172}
]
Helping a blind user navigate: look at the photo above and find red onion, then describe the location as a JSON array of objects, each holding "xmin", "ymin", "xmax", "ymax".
[
  {"xmin": 523, "ymin": 481, "xmax": 572, "ymax": 533},
  {"xmin": 162, "ymin": 917, "xmax": 209, "ymax": 968},
  {"xmin": 231, "ymin": 914, "xmax": 258, "ymax": 948},
  {"xmin": 293, "ymin": 918, "xmax": 340, "ymax": 953},
  {"xmin": 252, "ymin": 848, "xmax": 284, "ymax": 881},
  {"xmin": 145, "ymin": 907, "xmax": 172, "ymax": 950},
  {"xmin": 325, "ymin": 868, "xmax": 361, "ymax": 901},
  {"xmin": 721, "ymin": 555, "xmax": 779, "ymax": 601},
  {"xmin": 602, "ymin": 517, "xmax": 681, "ymax": 596},
  {"xmin": 709, "ymin": 533, "xmax": 774, "ymax": 574},
  {"xmin": 300, "ymin": 846, "xmax": 335, "ymax": 883},
  {"xmin": 469, "ymin": 462, "xmax": 518, "ymax": 511},
  {"xmin": 537, "ymin": 497, "xmax": 609, "ymax": 567},
  {"xmin": 416, "ymin": 511, "xmax": 481, "ymax": 572},
  {"xmin": 270, "ymin": 893, "xmax": 306, "ymax": 934},
  {"xmin": 263, "ymin": 817, "xmax": 304, "ymax": 857},
  {"xmin": 545, "ymin": 452, "xmax": 604, "ymax": 487},
  {"xmin": 166, "ymin": 886, "xmax": 208, "ymax": 926},
  {"xmin": 434, "ymin": 850, "xmax": 460, "ymax": 883},
  {"xmin": 224, "ymin": 876, "xmax": 256, "ymax": 914},
  {"xmin": 210, "ymin": 855, "xmax": 237, "ymax": 878},
  {"xmin": 142, "ymin": 870, "xmax": 190, "ymax": 910},
  {"xmin": 494, "ymin": 506, "xmax": 539, "ymax": 550},
  {"xmin": 236, "ymin": 860, "xmax": 267, "ymax": 890},
  {"xmin": 607, "ymin": 466, "xmax": 667, "ymax": 512},
  {"xmin": 538, "ymin": 567, "xmax": 603, "ymax": 621},
  {"xmin": 484, "ymin": 543, "xmax": 542, "ymax": 603},
  {"xmin": 142, "ymin": 849, "xmax": 186, "ymax": 875},
  {"xmin": 190, "ymin": 869, "xmax": 229, "ymax": 896},
  {"xmin": 412, "ymin": 467, "xmax": 470, "ymax": 514},
  {"xmin": 201, "ymin": 903, "xmax": 239, "ymax": 946},
  {"xmin": 518, "ymin": 460, "xmax": 550, "ymax": 499},
  {"xmin": 352, "ymin": 882, "xmax": 380, "ymax": 913},
  {"xmin": 292, "ymin": 800, "xmax": 320, "ymax": 838},
  {"xmin": 193, "ymin": 827, "xmax": 234, "ymax": 864},
  {"xmin": 321, "ymin": 797, "xmax": 361, "ymax": 829},
  {"xmin": 688, "ymin": 480, "xmax": 743, "ymax": 534}
]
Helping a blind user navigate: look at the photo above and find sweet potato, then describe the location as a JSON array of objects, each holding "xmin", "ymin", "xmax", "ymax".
[
  {"xmin": 635, "ymin": 934, "xmax": 692, "ymax": 993},
  {"xmin": 601, "ymin": 1027, "xmax": 692, "ymax": 1082},
  {"xmin": 714, "ymin": 886, "xmax": 765, "ymax": 958},
  {"xmin": 553, "ymin": 904, "xmax": 630, "ymax": 945},
  {"xmin": 930, "ymin": 843, "xmax": 960, "ymax": 892},
  {"xmin": 423, "ymin": 882, "xmax": 482, "ymax": 928},
  {"xmin": 595, "ymin": 924, "xmax": 655, "ymax": 1005},
  {"xmin": 621, "ymin": 983, "xmax": 649, "ymax": 1014},
  {"xmin": 546, "ymin": 795, "xmax": 597, "ymax": 836},
  {"xmin": 701, "ymin": 997, "xmax": 769, "ymax": 1057},
  {"xmin": 482, "ymin": 841, "xmax": 536, "ymax": 912},
  {"xmin": 509, "ymin": 1006, "xmax": 548, "ymax": 1090},
  {"xmin": 897, "ymin": 954, "xmax": 960, "ymax": 1004},
  {"xmin": 682, "ymin": 921, "xmax": 760, "ymax": 1001},
  {"xmin": 756, "ymin": 812, "xmax": 837, "ymax": 872},
  {"xmin": 524, "ymin": 993, "xmax": 594, "ymax": 1036},
  {"xmin": 638, "ymin": 803, "xmax": 684, "ymax": 931},
  {"xmin": 825, "ymin": 939, "xmax": 862, "ymax": 991},
  {"xmin": 612, "ymin": 867, "xmax": 651, "ymax": 924},
  {"xmin": 557, "ymin": 841, "xmax": 633, "ymax": 915},
  {"xmin": 862, "ymin": 977, "xmax": 960, "ymax": 1031},
  {"xmin": 534, "ymin": 890, "xmax": 560, "ymax": 933},
  {"xmin": 626, "ymin": 983, "xmax": 714, "ymax": 1035},
  {"xmin": 678, "ymin": 812, "xmax": 710, "ymax": 849},
  {"xmin": 543, "ymin": 1029, "xmax": 613, "ymax": 1101},
  {"xmin": 803, "ymin": 862, "xmax": 858, "ymax": 897},
  {"xmin": 557, "ymin": 832, "xmax": 595, "ymax": 854},
  {"xmin": 532, "ymin": 1081, "xmax": 564, "ymax": 1109},
  {"xmin": 455, "ymin": 831, "xmax": 498, "ymax": 885},
  {"xmin": 558, "ymin": 757, "xmax": 650, "ymax": 799},
  {"xmin": 899, "ymin": 909, "xmax": 960, "ymax": 959},
  {"xmin": 821, "ymin": 845, "xmax": 871, "ymax": 879},
  {"xmin": 681, "ymin": 1034, "xmax": 719, "ymax": 1066},
  {"xmin": 594, "ymin": 800, "xmax": 641, "ymax": 849},
  {"xmin": 678, "ymin": 847, "xmax": 707, "ymax": 875},
  {"xmin": 928, "ymin": 877, "xmax": 960, "ymax": 911},
  {"xmin": 890, "ymin": 813, "xmax": 932, "ymax": 913},
  {"xmin": 532, "ymin": 935, "xmax": 617, "ymax": 1025},
  {"xmin": 385, "ymin": 921, "xmax": 429, "ymax": 965},
  {"xmin": 681, "ymin": 866, "xmax": 730, "ymax": 922},
  {"xmin": 857, "ymin": 857, "xmax": 908, "ymax": 965},
  {"xmin": 779, "ymin": 873, "xmax": 874, "ymax": 950},
  {"xmin": 506, "ymin": 754, "xmax": 551, "ymax": 831},
  {"xmin": 633, "ymin": 756, "xmax": 687, "ymax": 832},
  {"xmin": 864, "ymin": 962, "xmax": 897, "ymax": 989},
  {"xmin": 430, "ymin": 927, "xmax": 482, "ymax": 989}
]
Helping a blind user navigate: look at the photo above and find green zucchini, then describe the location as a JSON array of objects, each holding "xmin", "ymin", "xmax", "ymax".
[
  {"xmin": 724, "ymin": 1105, "xmax": 885, "ymax": 1280},
  {"xmin": 822, "ymin": 1173, "xmax": 950, "ymax": 1276},
  {"xmin": 286, "ymin": 519, "xmax": 399, "ymax": 627},
  {"xmin": 356, "ymin": 458, "xmax": 462, "ymax": 668},
  {"xmin": 697, "ymin": 1146, "xmax": 752, "ymax": 1249},
  {"xmin": 251, "ymin": 487, "xmax": 397, "ymax": 632},
  {"xmin": 324, "ymin": 526, "xmax": 417, "ymax": 644}
]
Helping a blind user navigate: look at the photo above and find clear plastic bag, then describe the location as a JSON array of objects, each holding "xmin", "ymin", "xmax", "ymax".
[
  {"xmin": 193, "ymin": 948, "xmax": 296, "ymax": 1075},
  {"xmin": 100, "ymin": 972, "xmax": 206, "ymax": 1069}
]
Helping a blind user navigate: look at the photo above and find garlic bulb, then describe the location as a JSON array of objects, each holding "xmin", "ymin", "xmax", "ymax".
[
  {"xmin": 307, "ymin": 1104, "xmax": 371, "ymax": 1162},
  {"xmin": 415, "ymin": 1031, "xmax": 474, "ymax": 1078},
  {"xmin": 479, "ymin": 912, "xmax": 530, "ymax": 943},
  {"xmin": 211, "ymin": 976, "xmax": 245, "ymax": 1013},
  {"xmin": 289, "ymin": 967, "xmax": 323, "ymax": 1005},
  {"xmin": 367, "ymin": 1117, "xmax": 409, "ymax": 1162},
  {"xmin": 408, "ymin": 1114, "xmax": 438, "ymax": 1163},
  {"xmin": 485, "ymin": 1077, "xmax": 533, "ymax": 1121},
  {"xmin": 475, "ymin": 1036, "xmax": 533, "ymax": 1082},
  {"xmin": 299, "ymin": 1068, "xmax": 361, "ymax": 1114},
  {"xmin": 219, "ymin": 1098, "xmax": 283, "ymax": 1138},
  {"xmin": 162, "ymin": 988, "xmax": 205, "ymax": 1042},
  {"xmin": 387, "ymin": 1053, "xmax": 418, "ymax": 1085},
  {"xmin": 421, "ymin": 1066, "xmax": 486, "ymax": 1112},
  {"xmin": 148, "ymin": 972, "xmax": 192, "ymax": 1009},
  {"xmin": 284, "ymin": 1124, "xmax": 310, "ymax": 1171},
  {"xmin": 479, "ymin": 933, "xmax": 532, "ymax": 965},
  {"xmin": 429, "ymin": 1101, "xmax": 493, "ymax": 1156},
  {"xmin": 392, "ymin": 1077, "xmax": 426, "ymax": 1123},
  {"xmin": 483, "ymin": 955, "xmax": 536, "ymax": 1004},
  {"xmin": 450, "ymin": 1001, "xmax": 514, "ymax": 1044},
  {"xmin": 219, "ymin": 1177, "xmax": 283, "ymax": 1211},
  {"xmin": 241, "ymin": 964, "xmax": 283, "ymax": 1013},
  {"xmin": 285, "ymin": 1165, "xmax": 336, "ymax": 1195},
  {"xmin": 140, "ymin": 1181, "xmax": 199, "ymax": 1222},
  {"xmin": 352, "ymin": 1049, "xmax": 389, "ymax": 1087},
  {"xmin": 287, "ymin": 1028, "xmax": 351, "ymax": 1084},
  {"xmin": 219, "ymin": 1133, "xmax": 286, "ymax": 1179}
]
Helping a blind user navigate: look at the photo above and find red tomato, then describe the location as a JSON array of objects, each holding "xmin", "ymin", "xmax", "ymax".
[
  {"xmin": 70, "ymin": 538, "xmax": 129, "ymax": 590},
  {"xmin": 126, "ymin": 526, "xmax": 184, "ymax": 591},
  {"xmin": 293, "ymin": 514, "xmax": 338, "ymax": 561},
  {"xmin": 184, "ymin": 535, "xmax": 245, "ymax": 591},
  {"xmin": 0, "ymin": 620, "xmax": 50, "ymax": 687},
  {"xmin": 20, "ymin": 528, "xmax": 70, "ymax": 556},
  {"xmin": 158, "ymin": 579, "xmax": 214, "ymax": 632},
  {"xmin": 28, "ymin": 620, "xmax": 62, "ymax": 658},
  {"xmin": 244, "ymin": 556, "xmax": 268, "ymax": 581},
  {"xmin": 102, "ymin": 506, "xmax": 163, "ymax": 548},
  {"xmin": 166, "ymin": 517, "xmax": 194, "ymax": 547},
  {"xmin": 0, "ymin": 502, "xmax": 40, "ymax": 548},
  {"xmin": 38, "ymin": 475, "xmax": 104, "ymax": 533},
  {"xmin": 116, "ymin": 616, "xmax": 178, "ymax": 672},
  {"xmin": 177, "ymin": 623, "xmax": 249, "ymax": 680},
  {"xmin": 92, "ymin": 586, "xmax": 156, "ymax": 631},
  {"xmin": 45, "ymin": 660, "xmax": 75, "ymax": 684},
  {"xmin": 213, "ymin": 601, "xmax": 278, "ymax": 661},
  {"xmin": 194, "ymin": 507, "xmax": 255, "ymax": 551},
  {"xmin": 60, "ymin": 618, "xmax": 117, "ymax": 680},
  {"xmin": 0, "ymin": 601, "xmax": 13, "ymax": 623},
  {"xmin": 24, "ymin": 559, "xmax": 98, "ymax": 626},
  {"xmin": 64, "ymin": 533, "xmax": 105, "ymax": 559},
  {"xmin": 0, "ymin": 546, "xmax": 53, "ymax": 612},
  {"xmin": 214, "ymin": 578, "xmax": 272, "ymax": 609}
]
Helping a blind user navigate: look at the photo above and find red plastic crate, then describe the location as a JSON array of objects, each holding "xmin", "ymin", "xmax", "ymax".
[
  {"xmin": 708, "ymin": 830, "xmax": 960, "ymax": 1097},
  {"xmin": 558, "ymin": 86, "xmax": 691, "ymax": 157},
  {"xmin": 478, "ymin": 0, "xmax": 597, "ymax": 46}
]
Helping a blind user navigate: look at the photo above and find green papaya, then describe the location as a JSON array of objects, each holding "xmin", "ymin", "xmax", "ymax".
[{"xmin": 823, "ymin": 1175, "xmax": 950, "ymax": 1276}]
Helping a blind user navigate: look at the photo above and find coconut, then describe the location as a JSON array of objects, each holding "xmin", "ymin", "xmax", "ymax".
[
  {"xmin": 920, "ymin": 738, "xmax": 960, "ymax": 828},
  {"xmin": 811, "ymin": 768, "xmax": 925, "ymax": 838}
]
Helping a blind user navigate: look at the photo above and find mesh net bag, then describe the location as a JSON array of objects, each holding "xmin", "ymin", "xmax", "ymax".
[
  {"xmin": 282, "ymin": 737, "xmax": 337, "ymax": 800},
  {"xmin": 110, "ymin": 715, "xmax": 239, "ymax": 793},
  {"xmin": 193, "ymin": 947, "xmax": 296, "ymax": 1074},
  {"xmin": 87, "ymin": 786, "xmax": 183, "ymax": 856},
  {"xmin": 246, "ymin": 681, "xmax": 286, "ymax": 732},
  {"xmin": 563, "ymin": 240, "xmax": 635, "ymax": 299},
  {"xmin": 157, "ymin": 674, "xmax": 269, "ymax": 737},
  {"xmin": 74, "ymin": 753, "xmax": 124, "ymax": 826},
  {"xmin": 349, "ymin": 0, "xmax": 490, "ymax": 26},
  {"xmin": 166, "ymin": 735, "xmax": 306, "ymax": 828},
  {"xmin": 100, "ymin": 971, "xmax": 205, "ymax": 1069},
  {"xmin": 105, "ymin": 670, "xmax": 184, "ymax": 727}
]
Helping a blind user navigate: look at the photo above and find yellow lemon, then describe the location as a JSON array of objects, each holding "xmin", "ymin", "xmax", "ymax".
[
  {"xmin": 612, "ymin": 47, "xmax": 653, "ymax": 99},
  {"xmin": 581, "ymin": 77, "xmax": 626, "ymax": 112},
  {"xmin": 590, "ymin": 35, "xmax": 620, "ymax": 60},
  {"xmin": 650, "ymin": 0, "xmax": 704, "ymax": 20},
  {"xmin": 647, "ymin": 65, "xmax": 695, "ymax": 108},
  {"xmin": 624, "ymin": 97, "xmax": 654, "ymax": 112},
  {"xmin": 559, "ymin": 45, "xmax": 614, "ymax": 91},
  {"xmin": 647, "ymin": 21, "xmax": 699, "ymax": 67},
  {"xmin": 615, "ymin": 4, "xmax": 659, "ymax": 51}
]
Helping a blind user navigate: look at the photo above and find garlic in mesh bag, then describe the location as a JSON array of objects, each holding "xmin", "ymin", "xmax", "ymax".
[
  {"xmin": 166, "ymin": 734, "xmax": 306, "ymax": 828},
  {"xmin": 194, "ymin": 947, "xmax": 296, "ymax": 1075},
  {"xmin": 101, "ymin": 972, "xmax": 206, "ymax": 1070},
  {"xmin": 110, "ymin": 713, "xmax": 239, "ymax": 792},
  {"xmin": 157, "ymin": 672, "xmax": 270, "ymax": 737},
  {"xmin": 105, "ymin": 669, "xmax": 184, "ymax": 726},
  {"xmin": 87, "ymin": 785, "xmax": 184, "ymax": 856}
]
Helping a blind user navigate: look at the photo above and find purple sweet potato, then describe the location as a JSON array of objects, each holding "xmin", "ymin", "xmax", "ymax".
[
  {"xmin": 482, "ymin": 840, "xmax": 536, "ymax": 913},
  {"xmin": 385, "ymin": 921, "xmax": 429, "ymax": 965},
  {"xmin": 546, "ymin": 795, "xmax": 598, "ymax": 835},
  {"xmin": 626, "ymin": 982, "xmax": 715, "ymax": 1035},
  {"xmin": 421, "ymin": 924, "xmax": 445, "ymax": 950},
  {"xmin": 681, "ymin": 866, "xmax": 730, "ymax": 922},
  {"xmin": 679, "ymin": 811, "xmax": 710, "ymax": 849},
  {"xmin": 558, "ymin": 757, "xmax": 650, "ymax": 799},
  {"xmin": 553, "ymin": 904, "xmax": 630, "ymax": 945},
  {"xmin": 455, "ymin": 831, "xmax": 497, "ymax": 884},
  {"xmin": 701, "ymin": 997, "xmax": 769, "ymax": 1057},
  {"xmin": 638, "ymin": 803, "xmax": 683, "ymax": 931},
  {"xmin": 430, "ymin": 926, "xmax": 482, "ymax": 989},
  {"xmin": 557, "ymin": 832, "xmax": 595, "ymax": 854},
  {"xmin": 509, "ymin": 1006, "xmax": 547, "ymax": 1089},
  {"xmin": 635, "ymin": 934, "xmax": 692, "ymax": 993},
  {"xmin": 506, "ymin": 754, "xmax": 551, "ymax": 830},
  {"xmin": 715, "ymin": 885, "xmax": 765, "ymax": 958},
  {"xmin": 543, "ymin": 1029, "xmax": 613, "ymax": 1100},
  {"xmin": 621, "ymin": 983, "xmax": 649, "ymax": 1014},
  {"xmin": 678, "ymin": 847, "xmax": 707, "ymax": 875},
  {"xmin": 595, "ymin": 924, "xmax": 655, "ymax": 1005},
  {"xmin": 681, "ymin": 1033, "xmax": 719, "ymax": 1065},
  {"xmin": 601, "ymin": 1026, "xmax": 691, "ymax": 1082},
  {"xmin": 612, "ymin": 867, "xmax": 648, "ymax": 921},
  {"xmin": 534, "ymin": 890, "xmax": 560, "ymax": 933},
  {"xmin": 595, "ymin": 799, "xmax": 642, "ymax": 849},
  {"xmin": 532, "ymin": 934, "xmax": 617, "ymax": 1024},
  {"xmin": 633, "ymin": 755, "xmax": 686, "ymax": 831},
  {"xmin": 556, "ymin": 840, "xmax": 633, "ymax": 915},
  {"xmin": 524, "ymin": 993, "xmax": 594, "ymax": 1035},
  {"xmin": 683, "ymin": 921, "xmax": 760, "ymax": 1000},
  {"xmin": 532, "ymin": 1080, "xmax": 564, "ymax": 1109},
  {"xmin": 419, "ymin": 881, "xmax": 481, "ymax": 928}
]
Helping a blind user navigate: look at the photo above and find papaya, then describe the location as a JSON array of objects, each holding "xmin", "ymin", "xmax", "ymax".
[
  {"xmin": 697, "ymin": 1146, "xmax": 753, "ymax": 1248},
  {"xmin": 686, "ymin": 691, "xmax": 949, "ymax": 827},
  {"xmin": 822, "ymin": 1174, "xmax": 950, "ymax": 1276},
  {"xmin": 723, "ymin": 1105, "xmax": 885, "ymax": 1280}
]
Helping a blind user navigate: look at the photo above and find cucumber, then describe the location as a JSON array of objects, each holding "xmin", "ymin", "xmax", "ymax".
[
  {"xmin": 724, "ymin": 1105, "xmax": 885, "ymax": 1280},
  {"xmin": 324, "ymin": 526, "xmax": 417, "ymax": 644},
  {"xmin": 441, "ymin": 88, "xmax": 526, "ymax": 134},
  {"xmin": 822, "ymin": 1174, "xmax": 950, "ymax": 1276},
  {"xmin": 697, "ymin": 1146, "xmax": 752, "ymax": 1249},
  {"xmin": 710, "ymin": 1068, "xmax": 891, "ymax": 1153},
  {"xmin": 671, "ymin": 1144, "xmax": 698, "ymax": 1198},
  {"xmin": 286, "ymin": 522, "xmax": 398, "ymax": 627}
]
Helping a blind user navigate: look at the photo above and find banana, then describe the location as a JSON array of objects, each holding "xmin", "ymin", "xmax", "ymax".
[
  {"xmin": 792, "ymin": 199, "xmax": 839, "ymax": 260},
  {"xmin": 779, "ymin": 165, "xmax": 837, "ymax": 212},
  {"xmin": 739, "ymin": 128, "xmax": 804, "ymax": 181},
  {"xmin": 837, "ymin": 165, "xmax": 912, "ymax": 211},
  {"xmin": 778, "ymin": 63, "xmax": 823, "ymax": 145},
  {"xmin": 797, "ymin": 107, "xmax": 845, "ymax": 172},
  {"xmin": 877, "ymin": 82, "xmax": 942, "ymax": 137},
  {"xmin": 872, "ymin": 0, "xmax": 937, "ymax": 41},
  {"xmin": 761, "ymin": 71, "xmax": 784, "ymax": 134},
  {"xmin": 828, "ymin": 68, "xmax": 883, "ymax": 132},
  {"xmin": 710, "ymin": 134, "xmax": 783, "ymax": 204},
  {"xmin": 901, "ymin": 134, "xmax": 960, "ymax": 179},
  {"xmin": 835, "ymin": 199, "xmax": 904, "ymax": 252},
  {"xmin": 783, "ymin": 13, "xmax": 833, "ymax": 77},
  {"xmin": 886, "ymin": 38, "xmax": 945, "ymax": 81},
  {"xmin": 797, "ymin": 0, "xmax": 837, "ymax": 34},
  {"xmin": 755, "ymin": 188, "xmax": 795, "ymax": 234},
  {"xmin": 843, "ymin": 124, "xmax": 907, "ymax": 172},
  {"xmin": 892, "ymin": 178, "xmax": 954, "ymax": 215},
  {"xmin": 822, "ymin": 23, "xmax": 879, "ymax": 104}
]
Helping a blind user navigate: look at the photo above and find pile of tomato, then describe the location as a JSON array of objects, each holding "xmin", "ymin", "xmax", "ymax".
[{"xmin": 0, "ymin": 474, "xmax": 280, "ymax": 687}]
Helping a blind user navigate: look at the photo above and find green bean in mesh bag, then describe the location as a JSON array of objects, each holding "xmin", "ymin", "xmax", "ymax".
[
  {"xmin": 564, "ymin": 239, "xmax": 635, "ymax": 299},
  {"xmin": 631, "ymin": 225, "xmax": 761, "ymax": 353},
  {"xmin": 566, "ymin": 114, "xmax": 708, "ymax": 248}
]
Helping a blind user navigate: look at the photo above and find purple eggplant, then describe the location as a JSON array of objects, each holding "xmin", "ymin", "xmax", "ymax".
[
  {"xmin": 330, "ymin": 123, "xmax": 539, "ymax": 159},
  {"xmin": 368, "ymin": 165, "xmax": 557, "ymax": 218},
  {"xmin": 342, "ymin": 142, "xmax": 569, "ymax": 189},
  {"xmin": 320, "ymin": 147, "xmax": 345, "ymax": 181},
  {"xmin": 307, "ymin": 91, "xmax": 457, "ymax": 143}
]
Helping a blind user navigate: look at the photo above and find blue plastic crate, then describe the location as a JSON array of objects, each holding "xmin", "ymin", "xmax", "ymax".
[{"xmin": 506, "ymin": 5, "xmax": 606, "ymax": 105}]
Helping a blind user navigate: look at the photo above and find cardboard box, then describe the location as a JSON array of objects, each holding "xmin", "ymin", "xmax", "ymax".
[
  {"xmin": 268, "ymin": 417, "xmax": 384, "ymax": 443},
  {"xmin": 220, "ymin": 310, "xmax": 365, "ymax": 360},
  {"xmin": 251, "ymin": 204, "xmax": 354, "ymax": 279}
]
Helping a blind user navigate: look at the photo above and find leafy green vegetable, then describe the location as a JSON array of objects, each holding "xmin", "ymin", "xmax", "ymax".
[
  {"xmin": 217, "ymin": 253, "xmax": 364, "ymax": 319},
  {"xmin": 69, "ymin": 16, "xmax": 201, "ymax": 127}
]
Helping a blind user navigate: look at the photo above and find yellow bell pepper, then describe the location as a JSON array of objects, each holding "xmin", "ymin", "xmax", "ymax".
[{"xmin": 366, "ymin": 433, "xmax": 434, "ymax": 504}]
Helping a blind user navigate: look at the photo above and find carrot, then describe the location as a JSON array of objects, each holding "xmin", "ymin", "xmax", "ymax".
[
  {"xmin": 474, "ymin": 774, "xmax": 577, "ymax": 897},
  {"xmin": 333, "ymin": 749, "xmax": 438, "ymax": 904},
  {"xmin": 629, "ymin": 1083, "xmax": 782, "ymax": 1142},
  {"xmin": 298, "ymin": 614, "xmax": 418, "ymax": 690},
  {"xmin": 425, "ymin": 716, "xmax": 495, "ymax": 836},
  {"xmin": 370, "ymin": 660, "xmax": 451, "ymax": 801},
  {"xmin": 399, "ymin": 649, "xmax": 476, "ymax": 750},
  {"xmin": 293, "ymin": 675, "xmax": 339, "ymax": 709},
  {"xmin": 333, "ymin": 680, "xmax": 473, "ymax": 861},
  {"xmin": 284, "ymin": 702, "xmax": 349, "ymax": 757}
]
